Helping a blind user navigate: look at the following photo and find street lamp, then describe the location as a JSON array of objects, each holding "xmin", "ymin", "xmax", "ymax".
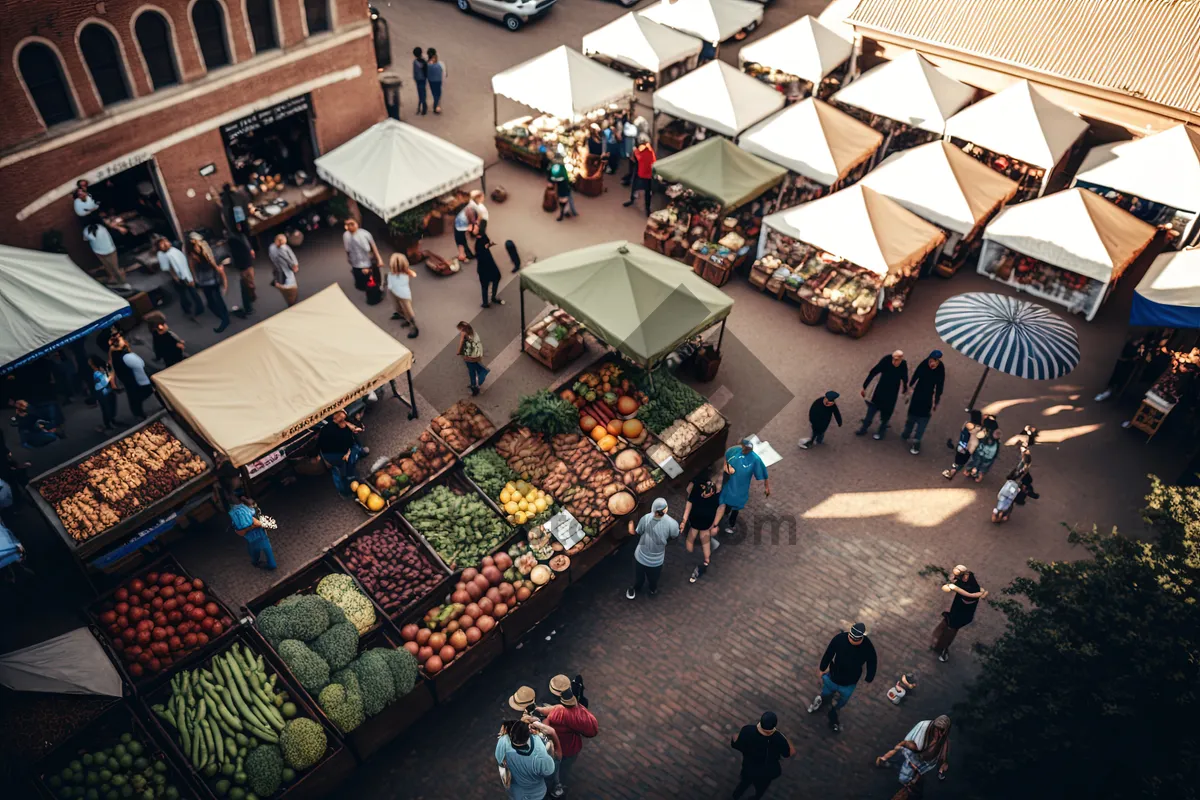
[{"xmin": 380, "ymin": 73, "xmax": 402, "ymax": 121}]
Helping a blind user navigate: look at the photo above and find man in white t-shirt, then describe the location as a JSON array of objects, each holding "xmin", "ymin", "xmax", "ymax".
[
  {"xmin": 342, "ymin": 218, "xmax": 382, "ymax": 292},
  {"xmin": 268, "ymin": 233, "xmax": 300, "ymax": 306},
  {"xmin": 73, "ymin": 180, "xmax": 100, "ymax": 217},
  {"xmin": 156, "ymin": 237, "xmax": 202, "ymax": 319},
  {"xmin": 468, "ymin": 189, "xmax": 489, "ymax": 239},
  {"xmin": 84, "ymin": 220, "xmax": 125, "ymax": 284}
]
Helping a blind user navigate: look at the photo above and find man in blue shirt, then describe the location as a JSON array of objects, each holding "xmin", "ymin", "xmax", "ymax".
[
  {"xmin": 719, "ymin": 438, "xmax": 770, "ymax": 535},
  {"xmin": 229, "ymin": 491, "xmax": 276, "ymax": 570}
]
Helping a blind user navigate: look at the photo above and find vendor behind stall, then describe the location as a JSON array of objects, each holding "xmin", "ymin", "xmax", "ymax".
[{"xmin": 318, "ymin": 410, "xmax": 369, "ymax": 496}]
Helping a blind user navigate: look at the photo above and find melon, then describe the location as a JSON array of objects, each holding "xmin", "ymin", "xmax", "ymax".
[
  {"xmin": 617, "ymin": 396, "xmax": 639, "ymax": 416},
  {"xmin": 597, "ymin": 435, "xmax": 617, "ymax": 452},
  {"xmin": 356, "ymin": 484, "xmax": 372, "ymax": 503},
  {"xmin": 366, "ymin": 494, "xmax": 386, "ymax": 512},
  {"xmin": 606, "ymin": 419, "xmax": 624, "ymax": 436},
  {"xmin": 530, "ymin": 565, "xmax": 552, "ymax": 586},
  {"xmin": 622, "ymin": 418, "xmax": 644, "ymax": 439},
  {"xmin": 614, "ymin": 449, "xmax": 643, "ymax": 471},
  {"xmin": 608, "ymin": 491, "xmax": 636, "ymax": 516},
  {"xmin": 590, "ymin": 426, "xmax": 608, "ymax": 442},
  {"xmin": 580, "ymin": 415, "xmax": 598, "ymax": 432}
]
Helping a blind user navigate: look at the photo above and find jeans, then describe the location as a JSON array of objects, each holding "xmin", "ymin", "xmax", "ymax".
[
  {"xmin": 629, "ymin": 176, "xmax": 651, "ymax": 213},
  {"xmin": 239, "ymin": 268, "xmax": 256, "ymax": 313},
  {"xmin": 809, "ymin": 425, "xmax": 827, "ymax": 445},
  {"xmin": 200, "ymin": 285, "xmax": 230, "ymax": 329},
  {"xmin": 820, "ymin": 673, "xmax": 856, "ymax": 709},
  {"xmin": 246, "ymin": 532, "xmax": 277, "ymax": 569},
  {"xmin": 902, "ymin": 414, "xmax": 931, "ymax": 442},
  {"xmin": 732, "ymin": 773, "xmax": 775, "ymax": 799},
  {"xmin": 415, "ymin": 78, "xmax": 427, "ymax": 113},
  {"xmin": 127, "ymin": 382, "xmax": 153, "ymax": 419},
  {"xmin": 857, "ymin": 402, "xmax": 893, "ymax": 435},
  {"xmin": 97, "ymin": 390, "xmax": 118, "ymax": 429},
  {"xmin": 20, "ymin": 428, "xmax": 58, "ymax": 448},
  {"xmin": 429, "ymin": 80, "xmax": 442, "ymax": 108},
  {"xmin": 324, "ymin": 442, "xmax": 365, "ymax": 496},
  {"xmin": 547, "ymin": 754, "xmax": 577, "ymax": 793},
  {"xmin": 466, "ymin": 360, "xmax": 490, "ymax": 388},
  {"xmin": 558, "ymin": 192, "xmax": 577, "ymax": 217},
  {"xmin": 35, "ymin": 401, "xmax": 65, "ymax": 430},
  {"xmin": 632, "ymin": 560, "xmax": 663, "ymax": 593},
  {"xmin": 177, "ymin": 283, "xmax": 203, "ymax": 317},
  {"xmin": 481, "ymin": 278, "xmax": 499, "ymax": 305}
]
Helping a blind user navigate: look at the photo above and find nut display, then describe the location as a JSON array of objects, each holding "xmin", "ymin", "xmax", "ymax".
[{"xmin": 430, "ymin": 401, "xmax": 495, "ymax": 454}]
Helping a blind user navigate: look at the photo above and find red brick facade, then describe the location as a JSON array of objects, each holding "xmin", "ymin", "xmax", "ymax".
[{"xmin": 0, "ymin": 0, "xmax": 384, "ymax": 265}]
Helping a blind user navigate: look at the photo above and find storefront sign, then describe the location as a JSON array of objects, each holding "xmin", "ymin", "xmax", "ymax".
[
  {"xmin": 246, "ymin": 447, "xmax": 286, "ymax": 478},
  {"xmin": 199, "ymin": 163, "xmax": 217, "ymax": 177},
  {"xmin": 221, "ymin": 95, "xmax": 311, "ymax": 142},
  {"xmin": 93, "ymin": 151, "xmax": 155, "ymax": 182}
]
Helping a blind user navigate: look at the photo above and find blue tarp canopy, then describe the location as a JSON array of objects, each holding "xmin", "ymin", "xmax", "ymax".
[{"xmin": 1131, "ymin": 249, "xmax": 1200, "ymax": 328}]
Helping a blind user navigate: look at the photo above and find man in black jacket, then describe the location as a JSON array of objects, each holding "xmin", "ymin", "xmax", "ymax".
[
  {"xmin": 857, "ymin": 350, "xmax": 909, "ymax": 440},
  {"xmin": 799, "ymin": 391, "xmax": 842, "ymax": 450},
  {"xmin": 901, "ymin": 350, "xmax": 946, "ymax": 455},
  {"xmin": 807, "ymin": 622, "xmax": 877, "ymax": 732}
]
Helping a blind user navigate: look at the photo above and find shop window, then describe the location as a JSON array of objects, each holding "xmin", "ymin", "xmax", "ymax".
[
  {"xmin": 192, "ymin": 0, "xmax": 231, "ymax": 70},
  {"xmin": 17, "ymin": 42, "xmax": 76, "ymax": 127},
  {"xmin": 80, "ymin": 24, "xmax": 131, "ymax": 106},
  {"xmin": 246, "ymin": 0, "xmax": 277, "ymax": 52},
  {"xmin": 304, "ymin": 0, "xmax": 331, "ymax": 34},
  {"xmin": 135, "ymin": 11, "xmax": 179, "ymax": 89}
]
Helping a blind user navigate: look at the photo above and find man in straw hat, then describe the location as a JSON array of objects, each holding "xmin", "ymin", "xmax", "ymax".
[
  {"xmin": 730, "ymin": 711, "xmax": 795, "ymax": 799},
  {"xmin": 535, "ymin": 676, "xmax": 598, "ymax": 797}
]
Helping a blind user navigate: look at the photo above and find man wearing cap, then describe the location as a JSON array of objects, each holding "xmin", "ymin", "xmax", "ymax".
[
  {"xmin": 537, "ymin": 677, "xmax": 599, "ymax": 797},
  {"xmin": 730, "ymin": 711, "xmax": 795, "ymax": 798},
  {"xmin": 808, "ymin": 623, "xmax": 877, "ymax": 732},
  {"xmin": 229, "ymin": 491, "xmax": 276, "ymax": 570},
  {"xmin": 800, "ymin": 392, "xmax": 843, "ymax": 449},
  {"xmin": 626, "ymin": 498, "xmax": 680, "ymax": 599},
  {"xmin": 902, "ymin": 351, "xmax": 946, "ymax": 455},
  {"xmin": 858, "ymin": 350, "xmax": 910, "ymax": 440},
  {"xmin": 719, "ymin": 438, "xmax": 770, "ymax": 535}
]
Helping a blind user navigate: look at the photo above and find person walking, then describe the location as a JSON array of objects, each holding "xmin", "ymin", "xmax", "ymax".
[
  {"xmin": 719, "ymin": 438, "xmax": 769, "ymax": 535},
  {"xmin": 148, "ymin": 316, "xmax": 186, "ymax": 368},
  {"xmin": 857, "ymin": 350, "xmax": 909, "ymax": 439},
  {"xmin": 83, "ymin": 218, "xmax": 125, "ymax": 285},
  {"xmin": 387, "ymin": 253, "xmax": 419, "ymax": 338},
  {"xmin": 343, "ymin": 218, "xmax": 383, "ymax": 292},
  {"xmin": 730, "ymin": 711, "xmax": 795, "ymax": 799},
  {"xmin": 457, "ymin": 321, "xmax": 489, "ymax": 396},
  {"xmin": 477, "ymin": 235, "xmax": 504, "ymax": 308},
  {"xmin": 187, "ymin": 235, "xmax": 230, "ymax": 333},
  {"xmin": 453, "ymin": 205, "xmax": 475, "ymax": 262},
  {"xmin": 426, "ymin": 48, "xmax": 445, "ymax": 114},
  {"xmin": 496, "ymin": 720, "xmax": 557, "ymax": 800},
  {"xmin": 156, "ymin": 237, "xmax": 201, "ymax": 319},
  {"xmin": 620, "ymin": 115, "xmax": 639, "ymax": 186},
  {"xmin": 549, "ymin": 163, "xmax": 577, "ymax": 221},
  {"xmin": 875, "ymin": 716, "xmax": 952, "ymax": 793},
  {"xmin": 268, "ymin": 233, "xmax": 300, "ymax": 306},
  {"xmin": 536, "ymin": 684, "xmax": 598, "ymax": 797},
  {"xmin": 623, "ymin": 136, "xmax": 656, "ymax": 215},
  {"xmin": 110, "ymin": 335, "xmax": 154, "ymax": 420},
  {"xmin": 962, "ymin": 418, "xmax": 1001, "ymax": 483},
  {"xmin": 88, "ymin": 356, "xmax": 121, "ymax": 432},
  {"xmin": 468, "ymin": 189, "xmax": 490, "ymax": 239},
  {"xmin": 901, "ymin": 351, "xmax": 945, "ymax": 455},
  {"xmin": 942, "ymin": 409, "xmax": 982, "ymax": 480},
  {"xmin": 228, "ymin": 490, "xmax": 277, "ymax": 570},
  {"xmin": 932, "ymin": 566, "xmax": 987, "ymax": 662},
  {"xmin": 799, "ymin": 391, "xmax": 842, "ymax": 449},
  {"xmin": 226, "ymin": 229, "xmax": 256, "ymax": 317},
  {"xmin": 411, "ymin": 47, "xmax": 428, "ymax": 115},
  {"xmin": 807, "ymin": 622, "xmax": 877, "ymax": 732},
  {"xmin": 626, "ymin": 497, "xmax": 679, "ymax": 599},
  {"xmin": 681, "ymin": 473, "xmax": 724, "ymax": 583},
  {"xmin": 318, "ymin": 410, "xmax": 368, "ymax": 496}
]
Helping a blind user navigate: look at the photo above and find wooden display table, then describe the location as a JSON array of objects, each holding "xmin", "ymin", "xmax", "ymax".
[
  {"xmin": 658, "ymin": 127, "xmax": 692, "ymax": 151},
  {"xmin": 1130, "ymin": 392, "xmax": 1174, "ymax": 441},
  {"xmin": 495, "ymin": 136, "xmax": 545, "ymax": 169},
  {"xmin": 524, "ymin": 334, "xmax": 585, "ymax": 371},
  {"xmin": 798, "ymin": 296, "xmax": 827, "ymax": 325},
  {"xmin": 247, "ymin": 184, "xmax": 332, "ymax": 242},
  {"xmin": 576, "ymin": 172, "xmax": 604, "ymax": 197}
]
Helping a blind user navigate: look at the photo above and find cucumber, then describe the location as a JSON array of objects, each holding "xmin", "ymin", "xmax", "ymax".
[
  {"xmin": 207, "ymin": 689, "xmax": 244, "ymax": 731},
  {"xmin": 212, "ymin": 721, "xmax": 225, "ymax": 763}
]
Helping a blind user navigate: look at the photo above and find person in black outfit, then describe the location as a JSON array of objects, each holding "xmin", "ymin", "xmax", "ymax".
[
  {"xmin": 149, "ymin": 317, "xmax": 187, "ymax": 367},
  {"xmin": 680, "ymin": 474, "xmax": 725, "ymax": 583},
  {"xmin": 730, "ymin": 711, "xmax": 794, "ymax": 799},
  {"xmin": 226, "ymin": 231, "xmax": 256, "ymax": 317},
  {"xmin": 799, "ymin": 391, "xmax": 842, "ymax": 449},
  {"xmin": 901, "ymin": 350, "xmax": 946, "ymax": 455},
  {"xmin": 932, "ymin": 565, "xmax": 988, "ymax": 662},
  {"xmin": 858, "ymin": 350, "xmax": 909, "ymax": 439},
  {"xmin": 808, "ymin": 622, "xmax": 877, "ymax": 732},
  {"xmin": 317, "ymin": 410, "xmax": 369, "ymax": 496},
  {"xmin": 476, "ymin": 235, "xmax": 504, "ymax": 308}
]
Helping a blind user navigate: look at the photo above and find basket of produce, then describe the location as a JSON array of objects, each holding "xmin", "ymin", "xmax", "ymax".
[
  {"xmin": 494, "ymin": 425, "xmax": 558, "ymax": 484},
  {"xmin": 428, "ymin": 401, "xmax": 496, "ymax": 457},
  {"xmin": 86, "ymin": 555, "xmax": 237, "ymax": 685},
  {"xmin": 494, "ymin": 537, "xmax": 569, "ymax": 649},
  {"xmin": 658, "ymin": 419, "xmax": 704, "ymax": 459},
  {"xmin": 463, "ymin": 447, "xmax": 559, "ymax": 529},
  {"xmin": 686, "ymin": 404, "xmax": 727, "ymax": 436},
  {"xmin": 354, "ymin": 430, "xmax": 456, "ymax": 514},
  {"xmin": 399, "ymin": 472, "xmax": 515, "ymax": 571},
  {"xmin": 245, "ymin": 555, "xmax": 385, "ymax": 640},
  {"xmin": 142, "ymin": 632, "xmax": 353, "ymax": 800},
  {"xmin": 548, "ymin": 433, "xmax": 634, "ymax": 534}
]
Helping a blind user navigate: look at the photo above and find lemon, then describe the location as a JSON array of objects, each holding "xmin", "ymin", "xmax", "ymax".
[
  {"xmin": 505, "ymin": 482, "xmax": 516, "ymax": 493},
  {"xmin": 505, "ymin": 500, "xmax": 520, "ymax": 514},
  {"xmin": 534, "ymin": 498, "xmax": 547, "ymax": 513},
  {"xmin": 517, "ymin": 499, "xmax": 528, "ymax": 511},
  {"xmin": 515, "ymin": 510, "xmax": 528, "ymax": 525},
  {"xmin": 507, "ymin": 514, "xmax": 517, "ymax": 524},
  {"xmin": 500, "ymin": 489, "xmax": 512, "ymax": 504}
]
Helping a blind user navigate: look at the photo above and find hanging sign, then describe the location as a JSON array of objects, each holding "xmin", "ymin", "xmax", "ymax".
[{"xmin": 221, "ymin": 95, "xmax": 311, "ymax": 142}]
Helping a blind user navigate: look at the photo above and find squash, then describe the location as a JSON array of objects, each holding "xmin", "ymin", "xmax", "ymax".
[
  {"xmin": 606, "ymin": 419, "xmax": 624, "ymax": 436},
  {"xmin": 590, "ymin": 425, "xmax": 608, "ymax": 442},
  {"xmin": 580, "ymin": 415, "xmax": 598, "ymax": 432},
  {"xmin": 614, "ymin": 450, "xmax": 643, "ymax": 471},
  {"xmin": 366, "ymin": 493, "xmax": 386, "ymax": 512},
  {"xmin": 607, "ymin": 491, "xmax": 636, "ymax": 516},
  {"xmin": 597, "ymin": 435, "xmax": 618, "ymax": 452},
  {"xmin": 622, "ymin": 419, "xmax": 644, "ymax": 439},
  {"xmin": 617, "ymin": 396, "xmax": 639, "ymax": 416},
  {"xmin": 356, "ymin": 484, "xmax": 373, "ymax": 503},
  {"xmin": 530, "ymin": 564, "xmax": 552, "ymax": 585}
]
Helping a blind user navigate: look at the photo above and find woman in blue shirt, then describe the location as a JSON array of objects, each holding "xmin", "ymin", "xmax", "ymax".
[
  {"xmin": 426, "ymin": 48, "xmax": 445, "ymax": 114},
  {"xmin": 495, "ymin": 720, "xmax": 556, "ymax": 800},
  {"xmin": 229, "ymin": 491, "xmax": 276, "ymax": 570},
  {"xmin": 719, "ymin": 438, "xmax": 770, "ymax": 534}
]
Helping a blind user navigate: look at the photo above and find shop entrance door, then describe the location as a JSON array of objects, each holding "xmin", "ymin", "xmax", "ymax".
[{"xmin": 87, "ymin": 160, "xmax": 176, "ymax": 271}]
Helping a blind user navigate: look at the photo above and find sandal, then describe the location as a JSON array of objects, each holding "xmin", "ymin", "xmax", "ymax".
[{"xmin": 941, "ymin": 469, "xmax": 954, "ymax": 480}]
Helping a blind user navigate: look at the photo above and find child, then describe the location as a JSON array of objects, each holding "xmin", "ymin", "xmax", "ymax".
[
  {"xmin": 942, "ymin": 409, "xmax": 983, "ymax": 480},
  {"xmin": 963, "ymin": 418, "xmax": 1001, "ymax": 483},
  {"xmin": 147, "ymin": 313, "xmax": 187, "ymax": 367}
]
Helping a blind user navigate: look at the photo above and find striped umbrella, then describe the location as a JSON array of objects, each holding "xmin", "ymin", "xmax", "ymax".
[{"xmin": 935, "ymin": 292, "xmax": 1080, "ymax": 408}]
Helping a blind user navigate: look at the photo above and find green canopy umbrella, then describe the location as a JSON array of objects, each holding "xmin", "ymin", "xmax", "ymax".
[
  {"xmin": 519, "ymin": 241, "xmax": 734, "ymax": 367},
  {"xmin": 652, "ymin": 137, "xmax": 788, "ymax": 210}
]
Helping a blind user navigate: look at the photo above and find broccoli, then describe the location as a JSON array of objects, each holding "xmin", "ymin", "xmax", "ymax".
[
  {"xmin": 256, "ymin": 595, "xmax": 331, "ymax": 646},
  {"xmin": 276, "ymin": 640, "xmax": 330, "ymax": 694},
  {"xmin": 243, "ymin": 744, "xmax": 283, "ymax": 798},
  {"xmin": 310, "ymin": 622, "xmax": 359, "ymax": 671},
  {"xmin": 348, "ymin": 649, "xmax": 396, "ymax": 717},
  {"xmin": 317, "ymin": 678, "xmax": 364, "ymax": 734},
  {"xmin": 278, "ymin": 719, "xmax": 327, "ymax": 771},
  {"xmin": 376, "ymin": 647, "xmax": 419, "ymax": 697}
]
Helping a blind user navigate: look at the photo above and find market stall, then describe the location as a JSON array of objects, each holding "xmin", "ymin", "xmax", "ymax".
[
  {"xmin": 649, "ymin": 138, "xmax": 788, "ymax": 284},
  {"xmin": 830, "ymin": 51, "xmax": 975, "ymax": 162},
  {"xmin": 978, "ymin": 188, "xmax": 1158, "ymax": 321},
  {"xmin": 1132, "ymin": 248, "xmax": 1200, "ymax": 329},
  {"xmin": 581, "ymin": 12, "xmax": 703, "ymax": 91},
  {"xmin": 490, "ymin": 46, "xmax": 635, "ymax": 196},
  {"xmin": 639, "ymin": 0, "xmax": 763, "ymax": 51},
  {"xmin": 860, "ymin": 141, "xmax": 1018, "ymax": 276},
  {"xmin": 738, "ymin": 15, "xmax": 852, "ymax": 103},
  {"xmin": 651, "ymin": 59, "xmax": 784, "ymax": 149},
  {"xmin": 151, "ymin": 286, "xmax": 418, "ymax": 494},
  {"xmin": 1072, "ymin": 125, "xmax": 1200, "ymax": 249},
  {"xmin": 945, "ymin": 80, "xmax": 1089, "ymax": 202},
  {"xmin": 756, "ymin": 185, "xmax": 946, "ymax": 336},
  {"xmin": 738, "ymin": 97, "xmax": 882, "ymax": 210}
]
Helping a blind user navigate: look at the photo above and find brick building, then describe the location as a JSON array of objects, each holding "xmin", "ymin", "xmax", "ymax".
[{"xmin": 0, "ymin": 0, "xmax": 385, "ymax": 268}]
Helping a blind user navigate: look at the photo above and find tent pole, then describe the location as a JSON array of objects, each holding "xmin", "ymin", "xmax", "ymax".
[
  {"xmin": 519, "ymin": 284, "xmax": 526, "ymax": 340},
  {"xmin": 716, "ymin": 318, "xmax": 726, "ymax": 354},
  {"xmin": 406, "ymin": 371, "xmax": 418, "ymax": 420},
  {"xmin": 481, "ymin": 170, "xmax": 487, "ymax": 197},
  {"xmin": 968, "ymin": 366, "xmax": 990, "ymax": 411},
  {"xmin": 493, "ymin": 93, "xmax": 498, "ymax": 130}
]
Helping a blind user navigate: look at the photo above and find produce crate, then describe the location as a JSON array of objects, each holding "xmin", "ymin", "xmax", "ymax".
[
  {"xmin": 397, "ymin": 468, "xmax": 523, "ymax": 573},
  {"xmin": 499, "ymin": 573, "xmax": 568, "ymax": 649},
  {"xmin": 798, "ymin": 296, "xmax": 827, "ymax": 325},
  {"xmin": 427, "ymin": 401, "xmax": 497, "ymax": 460},
  {"xmin": 353, "ymin": 428, "xmax": 457, "ymax": 516},
  {"xmin": 566, "ymin": 524, "xmax": 623, "ymax": 584},
  {"xmin": 30, "ymin": 700, "xmax": 203, "ymax": 800},
  {"xmin": 84, "ymin": 554, "xmax": 240, "ymax": 692},
  {"xmin": 244, "ymin": 552, "xmax": 390, "ymax": 641},
  {"xmin": 426, "ymin": 627, "xmax": 504, "ymax": 704},
  {"xmin": 825, "ymin": 306, "xmax": 877, "ymax": 339},
  {"xmin": 140, "ymin": 629, "xmax": 354, "ymax": 800}
]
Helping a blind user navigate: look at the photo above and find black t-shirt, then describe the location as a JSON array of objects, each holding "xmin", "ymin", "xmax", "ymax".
[
  {"xmin": 732, "ymin": 725, "xmax": 790, "ymax": 778},
  {"xmin": 318, "ymin": 422, "xmax": 355, "ymax": 456},
  {"xmin": 227, "ymin": 233, "xmax": 254, "ymax": 270},
  {"xmin": 687, "ymin": 482, "xmax": 722, "ymax": 530}
]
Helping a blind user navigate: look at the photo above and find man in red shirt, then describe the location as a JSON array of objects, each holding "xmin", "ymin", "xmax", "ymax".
[
  {"xmin": 624, "ymin": 136, "xmax": 657, "ymax": 216},
  {"xmin": 537, "ymin": 680, "xmax": 599, "ymax": 797}
]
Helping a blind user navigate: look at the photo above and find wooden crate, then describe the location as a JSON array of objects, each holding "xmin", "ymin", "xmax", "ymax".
[
  {"xmin": 428, "ymin": 628, "xmax": 504, "ymax": 703},
  {"xmin": 500, "ymin": 574, "xmax": 568, "ymax": 649},
  {"xmin": 566, "ymin": 526, "xmax": 622, "ymax": 584}
]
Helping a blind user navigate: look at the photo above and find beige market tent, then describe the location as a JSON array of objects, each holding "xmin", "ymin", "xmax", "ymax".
[
  {"xmin": 582, "ymin": 13, "xmax": 702, "ymax": 77},
  {"xmin": 758, "ymin": 184, "xmax": 947, "ymax": 276},
  {"xmin": 652, "ymin": 60, "xmax": 784, "ymax": 138},
  {"xmin": 653, "ymin": 137, "xmax": 788, "ymax": 209},
  {"xmin": 738, "ymin": 15, "xmax": 851, "ymax": 86},
  {"xmin": 945, "ymin": 80, "xmax": 1088, "ymax": 171},
  {"xmin": 153, "ymin": 286, "xmax": 416, "ymax": 468},
  {"xmin": 491, "ymin": 46, "xmax": 635, "ymax": 122},
  {"xmin": 639, "ymin": 0, "xmax": 763, "ymax": 45},
  {"xmin": 861, "ymin": 141, "xmax": 1018, "ymax": 234},
  {"xmin": 830, "ymin": 51, "xmax": 974, "ymax": 134},
  {"xmin": 519, "ymin": 241, "xmax": 734, "ymax": 365},
  {"xmin": 738, "ymin": 98, "xmax": 883, "ymax": 186}
]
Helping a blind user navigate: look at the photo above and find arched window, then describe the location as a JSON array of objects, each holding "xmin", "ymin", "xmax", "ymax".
[
  {"xmin": 192, "ymin": 0, "xmax": 230, "ymax": 70},
  {"xmin": 80, "ymin": 24, "xmax": 130, "ymax": 105},
  {"xmin": 304, "ymin": 0, "xmax": 330, "ymax": 34},
  {"xmin": 246, "ymin": 0, "xmax": 277, "ymax": 51},
  {"xmin": 135, "ymin": 11, "xmax": 179, "ymax": 89},
  {"xmin": 17, "ymin": 42, "xmax": 76, "ymax": 126}
]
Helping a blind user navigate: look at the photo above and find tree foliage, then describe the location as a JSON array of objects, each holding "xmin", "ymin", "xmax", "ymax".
[{"xmin": 956, "ymin": 479, "xmax": 1200, "ymax": 800}]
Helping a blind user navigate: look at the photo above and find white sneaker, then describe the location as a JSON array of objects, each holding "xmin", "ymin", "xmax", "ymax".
[
  {"xmin": 938, "ymin": 650, "xmax": 949, "ymax": 663},
  {"xmin": 807, "ymin": 695, "xmax": 822, "ymax": 713},
  {"xmin": 1095, "ymin": 389, "xmax": 1112, "ymax": 402},
  {"xmin": 798, "ymin": 439, "xmax": 812, "ymax": 450},
  {"xmin": 625, "ymin": 588, "xmax": 636, "ymax": 600}
]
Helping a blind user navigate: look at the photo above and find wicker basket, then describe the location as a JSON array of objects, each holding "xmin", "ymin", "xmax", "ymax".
[{"xmin": 798, "ymin": 297, "xmax": 827, "ymax": 326}]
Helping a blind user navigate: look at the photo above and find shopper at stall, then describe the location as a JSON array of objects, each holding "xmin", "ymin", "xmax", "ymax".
[
  {"xmin": 412, "ymin": 47, "xmax": 428, "ymax": 115},
  {"xmin": 807, "ymin": 623, "xmax": 877, "ymax": 732},
  {"xmin": 187, "ymin": 235, "xmax": 230, "ymax": 333},
  {"xmin": 495, "ymin": 720, "xmax": 557, "ymax": 800},
  {"xmin": 1095, "ymin": 334, "xmax": 1153, "ymax": 402},
  {"xmin": 468, "ymin": 189, "xmax": 490, "ymax": 239},
  {"xmin": 626, "ymin": 497, "xmax": 679, "ymax": 600},
  {"xmin": 605, "ymin": 120, "xmax": 622, "ymax": 175},
  {"xmin": 875, "ymin": 716, "xmax": 952, "ymax": 790},
  {"xmin": 943, "ymin": 409, "xmax": 983, "ymax": 480},
  {"xmin": 13, "ymin": 399, "xmax": 62, "ymax": 449},
  {"xmin": 535, "ymin": 685, "xmax": 598, "ymax": 797},
  {"xmin": 226, "ymin": 230, "xmax": 256, "ymax": 318},
  {"xmin": 343, "ymin": 218, "xmax": 383, "ymax": 292},
  {"xmin": 73, "ymin": 181, "xmax": 99, "ymax": 218},
  {"xmin": 156, "ymin": 237, "xmax": 201, "ymax": 320},
  {"xmin": 457, "ymin": 321, "xmax": 489, "ymax": 396},
  {"xmin": 586, "ymin": 125, "xmax": 605, "ymax": 177},
  {"xmin": 476, "ymin": 235, "xmax": 504, "ymax": 308},
  {"xmin": 83, "ymin": 217, "xmax": 125, "ymax": 286},
  {"xmin": 730, "ymin": 711, "xmax": 795, "ymax": 800},
  {"xmin": 858, "ymin": 350, "xmax": 909, "ymax": 440},
  {"xmin": 229, "ymin": 490, "xmax": 277, "ymax": 570},
  {"xmin": 148, "ymin": 316, "xmax": 186, "ymax": 368},
  {"xmin": 624, "ymin": 136, "xmax": 656, "ymax": 215},
  {"xmin": 902, "ymin": 351, "xmax": 946, "ymax": 455},
  {"xmin": 621, "ymin": 115, "xmax": 639, "ymax": 186},
  {"xmin": 719, "ymin": 438, "xmax": 769, "ymax": 536},
  {"xmin": 426, "ymin": 48, "xmax": 445, "ymax": 114},
  {"xmin": 268, "ymin": 233, "xmax": 300, "ymax": 307},
  {"xmin": 453, "ymin": 205, "xmax": 475, "ymax": 262},
  {"xmin": 930, "ymin": 566, "xmax": 986, "ymax": 663},
  {"xmin": 88, "ymin": 355, "xmax": 120, "ymax": 432},
  {"xmin": 110, "ymin": 334, "xmax": 155, "ymax": 420},
  {"xmin": 318, "ymin": 410, "xmax": 369, "ymax": 496},
  {"xmin": 800, "ymin": 391, "xmax": 843, "ymax": 449},
  {"xmin": 549, "ymin": 163, "xmax": 577, "ymax": 221},
  {"xmin": 681, "ymin": 473, "xmax": 725, "ymax": 584},
  {"xmin": 963, "ymin": 418, "xmax": 1001, "ymax": 483},
  {"xmin": 993, "ymin": 468, "xmax": 1038, "ymax": 524}
]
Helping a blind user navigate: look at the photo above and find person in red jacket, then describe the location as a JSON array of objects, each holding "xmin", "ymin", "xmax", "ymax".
[
  {"xmin": 537, "ymin": 677, "xmax": 599, "ymax": 797},
  {"xmin": 624, "ymin": 136, "xmax": 656, "ymax": 216}
]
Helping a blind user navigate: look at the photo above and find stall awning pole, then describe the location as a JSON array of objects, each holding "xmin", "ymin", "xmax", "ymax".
[
  {"xmin": 968, "ymin": 365, "xmax": 990, "ymax": 411},
  {"xmin": 406, "ymin": 371, "xmax": 418, "ymax": 420},
  {"xmin": 519, "ymin": 283, "xmax": 527, "ymax": 342},
  {"xmin": 716, "ymin": 318, "xmax": 726, "ymax": 354}
]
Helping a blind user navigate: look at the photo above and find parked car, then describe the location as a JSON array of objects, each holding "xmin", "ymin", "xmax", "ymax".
[{"xmin": 455, "ymin": 0, "xmax": 557, "ymax": 31}]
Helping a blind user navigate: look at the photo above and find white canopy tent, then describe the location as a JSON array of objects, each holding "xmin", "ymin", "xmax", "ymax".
[
  {"xmin": 582, "ymin": 13, "xmax": 702, "ymax": 77},
  {"xmin": 638, "ymin": 0, "xmax": 763, "ymax": 45},
  {"xmin": 0, "ymin": 244, "xmax": 131, "ymax": 374},
  {"xmin": 945, "ymin": 80, "xmax": 1089, "ymax": 171},
  {"xmin": 1131, "ymin": 248, "xmax": 1200, "ymax": 328},
  {"xmin": 738, "ymin": 15, "xmax": 851, "ymax": 86},
  {"xmin": 652, "ymin": 60, "xmax": 784, "ymax": 138},
  {"xmin": 831, "ymin": 51, "xmax": 974, "ymax": 134},
  {"xmin": 0, "ymin": 628, "xmax": 123, "ymax": 696},
  {"xmin": 314, "ymin": 119, "xmax": 484, "ymax": 221},
  {"xmin": 739, "ymin": 98, "xmax": 882, "ymax": 186},
  {"xmin": 491, "ymin": 46, "xmax": 635, "ymax": 122}
]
